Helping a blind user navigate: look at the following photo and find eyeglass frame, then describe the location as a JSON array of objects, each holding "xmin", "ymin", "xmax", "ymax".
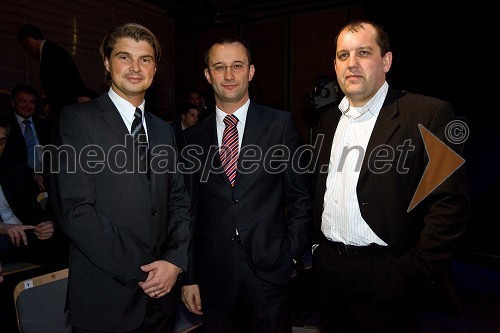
[{"xmin": 207, "ymin": 63, "xmax": 250, "ymax": 74}]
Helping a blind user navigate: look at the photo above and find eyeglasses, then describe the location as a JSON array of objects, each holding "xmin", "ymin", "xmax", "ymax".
[{"xmin": 208, "ymin": 63, "xmax": 249, "ymax": 74}]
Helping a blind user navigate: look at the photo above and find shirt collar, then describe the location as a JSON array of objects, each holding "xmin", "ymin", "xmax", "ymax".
[
  {"xmin": 338, "ymin": 81, "xmax": 389, "ymax": 119},
  {"xmin": 108, "ymin": 88, "xmax": 145, "ymax": 124},
  {"xmin": 216, "ymin": 99, "xmax": 250, "ymax": 129},
  {"xmin": 14, "ymin": 113, "xmax": 33, "ymax": 127}
]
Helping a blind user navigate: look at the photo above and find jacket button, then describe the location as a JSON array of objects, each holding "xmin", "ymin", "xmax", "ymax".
[
  {"xmin": 233, "ymin": 199, "xmax": 239, "ymax": 204},
  {"xmin": 151, "ymin": 210, "xmax": 158, "ymax": 216}
]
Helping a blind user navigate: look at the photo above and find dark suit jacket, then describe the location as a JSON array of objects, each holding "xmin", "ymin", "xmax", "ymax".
[
  {"xmin": 0, "ymin": 156, "xmax": 55, "ymax": 263},
  {"xmin": 313, "ymin": 88, "xmax": 469, "ymax": 290},
  {"xmin": 170, "ymin": 119, "xmax": 184, "ymax": 150},
  {"xmin": 183, "ymin": 102, "xmax": 313, "ymax": 311},
  {"xmin": 1, "ymin": 112, "xmax": 51, "ymax": 170},
  {"xmin": 49, "ymin": 93, "xmax": 191, "ymax": 331},
  {"xmin": 40, "ymin": 40, "xmax": 88, "ymax": 112},
  {"xmin": 0, "ymin": 156, "xmax": 50, "ymax": 225}
]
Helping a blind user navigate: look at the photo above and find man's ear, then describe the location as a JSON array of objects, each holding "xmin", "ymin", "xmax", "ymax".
[
  {"xmin": 204, "ymin": 68, "xmax": 212, "ymax": 84},
  {"xmin": 248, "ymin": 64, "xmax": 255, "ymax": 81},
  {"xmin": 383, "ymin": 52, "xmax": 392, "ymax": 73}
]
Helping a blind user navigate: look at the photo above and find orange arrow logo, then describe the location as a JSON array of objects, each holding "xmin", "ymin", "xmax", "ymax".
[{"xmin": 407, "ymin": 124, "xmax": 465, "ymax": 212}]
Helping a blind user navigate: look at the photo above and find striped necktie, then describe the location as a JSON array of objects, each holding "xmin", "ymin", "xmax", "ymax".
[
  {"xmin": 131, "ymin": 108, "xmax": 149, "ymax": 176},
  {"xmin": 220, "ymin": 114, "xmax": 239, "ymax": 186}
]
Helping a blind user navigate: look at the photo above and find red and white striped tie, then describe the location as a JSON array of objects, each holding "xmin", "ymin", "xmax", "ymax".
[{"xmin": 220, "ymin": 114, "xmax": 239, "ymax": 186}]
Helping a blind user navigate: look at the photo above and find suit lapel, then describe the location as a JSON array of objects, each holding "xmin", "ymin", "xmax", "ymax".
[
  {"xmin": 205, "ymin": 114, "xmax": 230, "ymax": 186},
  {"xmin": 195, "ymin": 113, "xmax": 227, "ymax": 185},
  {"xmin": 234, "ymin": 104, "xmax": 264, "ymax": 186},
  {"xmin": 145, "ymin": 112, "xmax": 157, "ymax": 191},
  {"xmin": 239, "ymin": 104, "xmax": 264, "ymax": 148},
  {"xmin": 317, "ymin": 106, "xmax": 342, "ymax": 190},
  {"xmin": 99, "ymin": 95, "xmax": 130, "ymax": 144},
  {"xmin": 358, "ymin": 89, "xmax": 401, "ymax": 182},
  {"xmin": 98, "ymin": 94, "xmax": 150, "ymax": 189}
]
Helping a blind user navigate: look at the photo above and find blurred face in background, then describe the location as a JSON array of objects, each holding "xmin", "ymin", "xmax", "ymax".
[
  {"xmin": 12, "ymin": 91, "xmax": 37, "ymax": 119},
  {"xmin": 181, "ymin": 107, "xmax": 200, "ymax": 128},
  {"xmin": 19, "ymin": 37, "xmax": 41, "ymax": 58},
  {"xmin": 0, "ymin": 126, "xmax": 7, "ymax": 157},
  {"xmin": 188, "ymin": 92, "xmax": 201, "ymax": 107}
]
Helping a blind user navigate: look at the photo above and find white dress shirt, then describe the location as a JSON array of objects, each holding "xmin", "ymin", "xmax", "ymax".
[
  {"xmin": 215, "ymin": 99, "xmax": 250, "ymax": 236},
  {"xmin": 215, "ymin": 98, "xmax": 250, "ymax": 152},
  {"xmin": 0, "ymin": 185, "xmax": 22, "ymax": 225},
  {"xmin": 108, "ymin": 88, "xmax": 148, "ymax": 138},
  {"xmin": 321, "ymin": 82, "xmax": 389, "ymax": 246}
]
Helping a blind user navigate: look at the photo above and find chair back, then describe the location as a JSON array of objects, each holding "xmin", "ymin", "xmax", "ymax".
[{"xmin": 13, "ymin": 268, "xmax": 71, "ymax": 333}]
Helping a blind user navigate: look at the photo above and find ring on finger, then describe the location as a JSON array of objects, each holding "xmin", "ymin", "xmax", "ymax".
[{"xmin": 154, "ymin": 292, "xmax": 158, "ymax": 298}]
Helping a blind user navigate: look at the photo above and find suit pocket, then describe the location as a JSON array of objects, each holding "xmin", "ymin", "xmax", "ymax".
[{"xmin": 268, "ymin": 223, "xmax": 291, "ymax": 263}]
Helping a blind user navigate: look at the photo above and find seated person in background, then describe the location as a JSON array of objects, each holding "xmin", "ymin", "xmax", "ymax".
[
  {"xmin": 0, "ymin": 119, "xmax": 57, "ymax": 267},
  {"xmin": 0, "ymin": 84, "xmax": 51, "ymax": 193},
  {"xmin": 171, "ymin": 102, "xmax": 200, "ymax": 148}
]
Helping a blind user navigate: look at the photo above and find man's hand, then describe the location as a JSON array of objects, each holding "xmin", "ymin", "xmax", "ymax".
[
  {"xmin": 0, "ymin": 224, "xmax": 36, "ymax": 246},
  {"xmin": 182, "ymin": 284, "xmax": 203, "ymax": 315},
  {"xmin": 34, "ymin": 221, "xmax": 54, "ymax": 240},
  {"xmin": 138, "ymin": 260, "xmax": 181, "ymax": 298}
]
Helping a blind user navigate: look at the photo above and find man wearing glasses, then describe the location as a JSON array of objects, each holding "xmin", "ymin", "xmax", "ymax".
[{"xmin": 181, "ymin": 37, "xmax": 312, "ymax": 333}]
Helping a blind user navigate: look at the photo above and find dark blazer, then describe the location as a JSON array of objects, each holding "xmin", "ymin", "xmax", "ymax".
[
  {"xmin": 1, "ymin": 112, "xmax": 51, "ymax": 170},
  {"xmin": 40, "ymin": 40, "xmax": 88, "ymax": 112},
  {"xmin": 183, "ymin": 102, "xmax": 312, "ymax": 311},
  {"xmin": 49, "ymin": 93, "xmax": 191, "ymax": 331},
  {"xmin": 313, "ymin": 88, "xmax": 469, "ymax": 288},
  {"xmin": 170, "ymin": 119, "xmax": 184, "ymax": 149},
  {"xmin": 0, "ymin": 156, "xmax": 55, "ymax": 263},
  {"xmin": 0, "ymin": 156, "xmax": 50, "ymax": 225}
]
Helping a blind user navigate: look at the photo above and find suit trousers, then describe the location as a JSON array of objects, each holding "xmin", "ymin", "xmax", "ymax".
[
  {"xmin": 72, "ymin": 295, "xmax": 178, "ymax": 333},
  {"xmin": 313, "ymin": 238, "xmax": 420, "ymax": 333},
  {"xmin": 202, "ymin": 239, "xmax": 291, "ymax": 333}
]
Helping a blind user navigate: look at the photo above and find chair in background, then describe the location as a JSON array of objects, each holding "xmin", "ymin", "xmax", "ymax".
[
  {"xmin": 174, "ymin": 304, "xmax": 203, "ymax": 333},
  {"xmin": 13, "ymin": 268, "xmax": 70, "ymax": 333},
  {"xmin": 13, "ymin": 267, "xmax": 202, "ymax": 333}
]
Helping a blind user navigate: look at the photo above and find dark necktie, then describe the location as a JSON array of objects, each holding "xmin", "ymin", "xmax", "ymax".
[
  {"xmin": 131, "ymin": 108, "xmax": 149, "ymax": 176},
  {"xmin": 23, "ymin": 119, "xmax": 39, "ymax": 170},
  {"xmin": 220, "ymin": 114, "xmax": 239, "ymax": 186}
]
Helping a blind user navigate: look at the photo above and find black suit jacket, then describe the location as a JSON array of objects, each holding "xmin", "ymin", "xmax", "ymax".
[
  {"xmin": 170, "ymin": 119, "xmax": 184, "ymax": 150},
  {"xmin": 0, "ymin": 157, "xmax": 50, "ymax": 225},
  {"xmin": 49, "ymin": 93, "xmax": 191, "ymax": 331},
  {"xmin": 183, "ymin": 102, "xmax": 313, "ymax": 311},
  {"xmin": 40, "ymin": 40, "xmax": 88, "ymax": 112},
  {"xmin": 313, "ymin": 88, "xmax": 469, "ymax": 287},
  {"xmin": 1, "ymin": 113, "xmax": 51, "ymax": 170},
  {"xmin": 0, "ymin": 156, "xmax": 55, "ymax": 263}
]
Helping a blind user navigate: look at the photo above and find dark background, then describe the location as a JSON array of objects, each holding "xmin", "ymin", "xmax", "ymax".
[
  {"xmin": 0, "ymin": 0, "xmax": 496, "ymax": 255},
  {"xmin": 160, "ymin": 0, "xmax": 497, "ymax": 255}
]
